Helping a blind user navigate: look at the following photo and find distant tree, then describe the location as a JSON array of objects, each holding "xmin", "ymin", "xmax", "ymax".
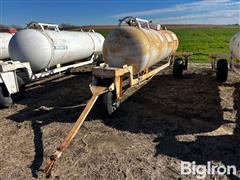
[
  {"xmin": 0, "ymin": 24, "xmax": 22, "ymax": 30},
  {"xmin": 59, "ymin": 23, "xmax": 78, "ymax": 30},
  {"xmin": 9, "ymin": 24, "xmax": 22, "ymax": 30},
  {"xmin": 0, "ymin": 24, "xmax": 8, "ymax": 29}
]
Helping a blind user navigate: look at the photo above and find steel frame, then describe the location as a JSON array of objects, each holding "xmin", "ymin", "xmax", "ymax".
[{"xmin": 44, "ymin": 51, "xmax": 192, "ymax": 176}]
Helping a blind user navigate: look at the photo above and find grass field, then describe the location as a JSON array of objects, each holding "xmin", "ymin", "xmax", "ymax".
[{"xmin": 96, "ymin": 28, "xmax": 239, "ymax": 62}]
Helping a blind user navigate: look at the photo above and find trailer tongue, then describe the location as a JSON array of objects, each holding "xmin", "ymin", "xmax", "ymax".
[{"xmin": 44, "ymin": 85, "xmax": 108, "ymax": 177}]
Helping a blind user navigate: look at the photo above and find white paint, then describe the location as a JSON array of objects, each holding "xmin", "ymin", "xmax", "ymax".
[
  {"xmin": 0, "ymin": 33, "xmax": 14, "ymax": 60},
  {"xmin": 165, "ymin": 33, "xmax": 172, "ymax": 42},
  {"xmin": 9, "ymin": 29, "xmax": 105, "ymax": 72},
  {"xmin": 230, "ymin": 32, "xmax": 240, "ymax": 60},
  {"xmin": 0, "ymin": 71, "xmax": 18, "ymax": 93},
  {"xmin": 172, "ymin": 33, "xmax": 178, "ymax": 41}
]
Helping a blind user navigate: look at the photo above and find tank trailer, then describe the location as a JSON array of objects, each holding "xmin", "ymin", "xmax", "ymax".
[
  {"xmin": 44, "ymin": 17, "xmax": 192, "ymax": 176},
  {"xmin": 0, "ymin": 22, "xmax": 104, "ymax": 107},
  {"xmin": 210, "ymin": 32, "xmax": 240, "ymax": 82}
]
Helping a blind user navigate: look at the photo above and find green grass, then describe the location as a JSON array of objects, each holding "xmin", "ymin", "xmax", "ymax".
[
  {"xmin": 95, "ymin": 29, "xmax": 110, "ymax": 37},
  {"xmin": 96, "ymin": 28, "xmax": 240, "ymax": 62},
  {"xmin": 172, "ymin": 28, "xmax": 240, "ymax": 62}
]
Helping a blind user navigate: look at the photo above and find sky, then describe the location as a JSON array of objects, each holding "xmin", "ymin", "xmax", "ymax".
[{"xmin": 0, "ymin": 0, "xmax": 239, "ymax": 27}]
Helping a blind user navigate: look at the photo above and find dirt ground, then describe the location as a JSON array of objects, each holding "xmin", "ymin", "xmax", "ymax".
[{"xmin": 0, "ymin": 63, "xmax": 239, "ymax": 180}]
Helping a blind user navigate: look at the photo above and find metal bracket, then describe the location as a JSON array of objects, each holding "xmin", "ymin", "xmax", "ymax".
[
  {"xmin": 33, "ymin": 54, "xmax": 96, "ymax": 79},
  {"xmin": 135, "ymin": 18, "xmax": 150, "ymax": 29},
  {"xmin": 27, "ymin": 22, "xmax": 60, "ymax": 32},
  {"xmin": 118, "ymin": 16, "xmax": 161, "ymax": 30},
  {"xmin": 0, "ymin": 71, "xmax": 18, "ymax": 94}
]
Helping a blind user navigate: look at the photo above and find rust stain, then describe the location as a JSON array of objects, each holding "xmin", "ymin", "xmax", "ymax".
[{"xmin": 103, "ymin": 26, "xmax": 179, "ymax": 75}]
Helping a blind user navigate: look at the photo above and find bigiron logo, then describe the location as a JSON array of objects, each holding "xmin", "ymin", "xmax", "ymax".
[{"xmin": 181, "ymin": 161, "xmax": 237, "ymax": 179}]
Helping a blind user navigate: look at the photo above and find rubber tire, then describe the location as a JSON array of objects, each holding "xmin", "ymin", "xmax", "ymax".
[
  {"xmin": 173, "ymin": 58, "xmax": 184, "ymax": 78},
  {"xmin": 102, "ymin": 92, "xmax": 116, "ymax": 115},
  {"xmin": 95, "ymin": 91, "xmax": 120, "ymax": 116},
  {"xmin": 0, "ymin": 84, "xmax": 13, "ymax": 107},
  {"xmin": 92, "ymin": 78, "xmax": 119, "ymax": 117},
  {"xmin": 0, "ymin": 76, "xmax": 26, "ymax": 107},
  {"xmin": 216, "ymin": 59, "xmax": 228, "ymax": 83}
]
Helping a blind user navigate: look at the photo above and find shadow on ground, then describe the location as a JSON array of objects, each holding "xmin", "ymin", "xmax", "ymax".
[
  {"xmin": 6, "ymin": 68, "xmax": 240, "ymax": 179},
  {"xmin": 103, "ymin": 70, "xmax": 240, "ymax": 179},
  {"xmin": 7, "ymin": 72, "xmax": 92, "ymax": 178}
]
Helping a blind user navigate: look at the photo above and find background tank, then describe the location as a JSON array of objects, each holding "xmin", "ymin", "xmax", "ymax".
[
  {"xmin": 230, "ymin": 32, "xmax": 240, "ymax": 60},
  {"xmin": 0, "ymin": 28, "xmax": 17, "ymax": 60},
  {"xmin": 211, "ymin": 32, "xmax": 240, "ymax": 83},
  {"xmin": 9, "ymin": 22, "xmax": 105, "ymax": 72},
  {"xmin": 103, "ymin": 17, "xmax": 178, "ymax": 74}
]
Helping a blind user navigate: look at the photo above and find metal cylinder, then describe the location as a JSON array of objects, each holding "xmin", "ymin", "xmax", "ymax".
[
  {"xmin": 230, "ymin": 32, "xmax": 240, "ymax": 60},
  {"xmin": 9, "ymin": 29, "xmax": 105, "ymax": 72},
  {"xmin": 103, "ymin": 26, "xmax": 178, "ymax": 74},
  {"xmin": 0, "ymin": 32, "xmax": 14, "ymax": 60}
]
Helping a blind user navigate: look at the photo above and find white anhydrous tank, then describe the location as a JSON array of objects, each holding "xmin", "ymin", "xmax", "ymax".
[
  {"xmin": 230, "ymin": 32, "xmax": 240, "ymax": 60},
  {"xmin": 0, "ymin": 33, "xmax": 14, "ymax": 60},
  {"xmin": 9, "ymin": 29, "xmax": 105, "ymax": 72}
]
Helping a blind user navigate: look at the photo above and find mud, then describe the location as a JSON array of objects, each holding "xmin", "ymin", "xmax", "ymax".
[{"xmin": 0, "ymin": 63, "xmax": 239, "ymax": 179}]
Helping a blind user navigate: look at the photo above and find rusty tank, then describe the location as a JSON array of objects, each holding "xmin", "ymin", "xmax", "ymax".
[{"xmin": 103, "ymin": 17, "xmax": 179, "ymax": 74}]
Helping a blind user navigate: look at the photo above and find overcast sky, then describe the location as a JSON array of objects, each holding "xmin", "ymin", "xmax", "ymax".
[{"xmin": 0, "ymin": 0, "xmax": 239, "ymax": 26}]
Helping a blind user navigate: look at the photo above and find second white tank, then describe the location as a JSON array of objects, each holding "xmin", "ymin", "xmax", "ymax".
[
  {"xmin": 0, "ymin": 32, "xmax": 14, "ymax": 60},
  {"xmin": 230, "ymin": 32, "xmax": 240, "ymax": 60},
  {"xmin": 9, "ymin": 24, "xmax": 105, "ymax": 72}
]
